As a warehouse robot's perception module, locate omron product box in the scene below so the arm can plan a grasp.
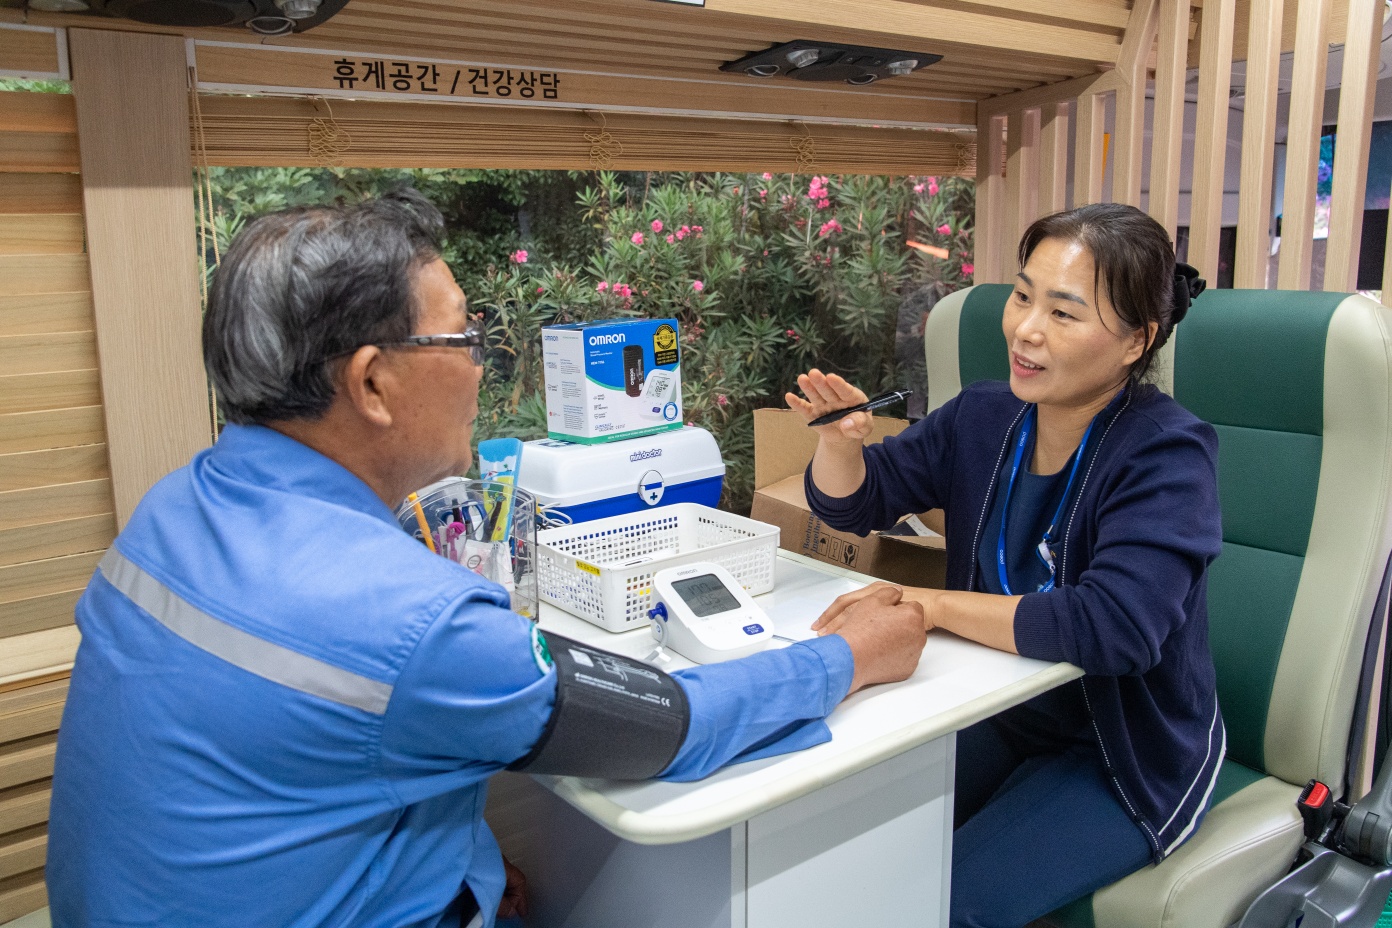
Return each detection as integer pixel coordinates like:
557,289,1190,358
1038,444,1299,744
517,426,724,524
542,317,682,443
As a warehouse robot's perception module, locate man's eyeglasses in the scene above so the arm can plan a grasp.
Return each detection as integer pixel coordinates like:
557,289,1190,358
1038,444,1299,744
327,323,486,366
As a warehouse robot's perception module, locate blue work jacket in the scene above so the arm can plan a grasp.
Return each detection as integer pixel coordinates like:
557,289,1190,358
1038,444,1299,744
47,424,853,927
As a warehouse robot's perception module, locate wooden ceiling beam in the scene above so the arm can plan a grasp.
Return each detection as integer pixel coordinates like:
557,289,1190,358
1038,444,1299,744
702,0,1121,65
193,43,981,127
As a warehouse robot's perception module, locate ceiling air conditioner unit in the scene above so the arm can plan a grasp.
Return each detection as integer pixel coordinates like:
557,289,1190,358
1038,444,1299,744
27,0,350,36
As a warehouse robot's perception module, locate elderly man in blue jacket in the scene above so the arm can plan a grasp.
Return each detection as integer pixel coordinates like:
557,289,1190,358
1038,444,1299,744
45,189,927,928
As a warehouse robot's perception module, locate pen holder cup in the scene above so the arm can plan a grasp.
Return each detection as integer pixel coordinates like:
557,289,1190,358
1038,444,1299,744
396,477,539,621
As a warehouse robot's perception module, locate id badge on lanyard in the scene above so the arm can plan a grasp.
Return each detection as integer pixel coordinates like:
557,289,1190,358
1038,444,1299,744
997,406,1098,596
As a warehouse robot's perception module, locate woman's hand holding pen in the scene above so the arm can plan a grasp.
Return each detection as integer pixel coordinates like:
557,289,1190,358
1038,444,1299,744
785,369,874,446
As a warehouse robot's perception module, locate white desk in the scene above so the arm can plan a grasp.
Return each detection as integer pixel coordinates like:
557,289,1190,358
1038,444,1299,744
485,552,1081,928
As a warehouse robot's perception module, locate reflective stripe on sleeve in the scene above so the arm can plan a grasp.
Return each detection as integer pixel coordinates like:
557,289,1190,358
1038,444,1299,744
98,548,394,715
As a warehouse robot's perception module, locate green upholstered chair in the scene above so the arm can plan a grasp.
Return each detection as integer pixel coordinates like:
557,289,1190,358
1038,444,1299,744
923,285,1392,928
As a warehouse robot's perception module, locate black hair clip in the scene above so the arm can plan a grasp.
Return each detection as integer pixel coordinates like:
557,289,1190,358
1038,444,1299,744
1172,262,1206,324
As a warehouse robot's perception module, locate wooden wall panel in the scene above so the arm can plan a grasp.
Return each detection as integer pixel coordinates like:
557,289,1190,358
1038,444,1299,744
1188,0,1236,281
1276,0,1332,289
0,254,89,296
0,826,45,882
0,734,56,791
0,26,62,77
0,173,82,214
0,406,105,456
0,83,114,921
0,212,83,255
1235,0,1285,289
0,445,109,493
0,292,94,337
0,370,102,417
0,331,97,376
70,29,211,527
0,479,114,533
0,868,46,925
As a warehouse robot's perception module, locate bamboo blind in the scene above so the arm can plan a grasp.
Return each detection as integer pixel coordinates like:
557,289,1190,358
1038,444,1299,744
0,86,113,923
193,94,977,177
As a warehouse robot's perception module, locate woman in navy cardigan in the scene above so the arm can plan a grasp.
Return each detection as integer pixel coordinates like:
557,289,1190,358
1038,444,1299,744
793,204,1224,928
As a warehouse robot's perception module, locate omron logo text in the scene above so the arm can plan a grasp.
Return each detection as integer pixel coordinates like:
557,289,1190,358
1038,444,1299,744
543,334,559,342
589,334,626,346
629,448,662,462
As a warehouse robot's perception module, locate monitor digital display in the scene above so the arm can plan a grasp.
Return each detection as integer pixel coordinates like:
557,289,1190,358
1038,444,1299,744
671,574,742,618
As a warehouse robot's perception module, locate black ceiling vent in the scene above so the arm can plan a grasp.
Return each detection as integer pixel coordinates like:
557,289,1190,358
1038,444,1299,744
721,40,941,86
52,0,349,35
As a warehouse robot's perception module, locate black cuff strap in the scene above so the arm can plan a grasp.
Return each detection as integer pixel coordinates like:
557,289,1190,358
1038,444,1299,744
508,632,690,780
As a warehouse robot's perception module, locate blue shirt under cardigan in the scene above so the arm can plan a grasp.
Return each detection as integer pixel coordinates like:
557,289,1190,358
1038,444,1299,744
807,380,1226,862
48,423,854,928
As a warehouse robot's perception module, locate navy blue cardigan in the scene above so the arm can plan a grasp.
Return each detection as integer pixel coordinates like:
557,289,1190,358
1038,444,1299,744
807,380,1225,861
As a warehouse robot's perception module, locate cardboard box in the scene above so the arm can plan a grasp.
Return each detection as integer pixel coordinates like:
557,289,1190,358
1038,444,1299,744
542,318,683,443
750,408,947,588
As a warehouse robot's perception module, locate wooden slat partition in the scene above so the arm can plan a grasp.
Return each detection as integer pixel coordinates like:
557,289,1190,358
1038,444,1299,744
1038,102,1069,216
70,29,211,527
1235,0,1285,288
0,83,113,923
1276,0,1333,289
1073,91,1108,208
1004,108,1040,260
1109,0,1159,207
975,112,1007,283
1148,0,1191,238
1188,0,1237,280
1324,0,1383,292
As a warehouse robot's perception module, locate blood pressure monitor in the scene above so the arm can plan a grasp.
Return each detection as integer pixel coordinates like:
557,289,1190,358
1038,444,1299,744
648,562,773,664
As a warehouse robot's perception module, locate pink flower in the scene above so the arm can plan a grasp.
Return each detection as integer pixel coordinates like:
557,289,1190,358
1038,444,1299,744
666,234,675,244
733,186,740,194
536,286,544,294
816,198,831,210
762,172,772,180
961,263,975,276
651,219,663,233
818,219,843,237
716,394,728,407
913,183,925,193
596,281,609,292
936,223,952,235
758,189,767,199
676,226,688,240
509,249,528,264
762,249,769,256
692,280,705,292
693,225,703,234
927,178,940,196
630,232,644,245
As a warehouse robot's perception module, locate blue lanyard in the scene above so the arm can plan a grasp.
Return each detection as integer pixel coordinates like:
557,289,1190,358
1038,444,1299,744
996,406,1098,595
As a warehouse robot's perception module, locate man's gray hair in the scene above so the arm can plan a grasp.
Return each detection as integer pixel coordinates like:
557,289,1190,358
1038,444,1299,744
203,188,446,424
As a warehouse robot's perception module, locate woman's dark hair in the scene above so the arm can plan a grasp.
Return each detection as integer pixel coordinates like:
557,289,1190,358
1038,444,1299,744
1017,203,1199,382
203,187,446,425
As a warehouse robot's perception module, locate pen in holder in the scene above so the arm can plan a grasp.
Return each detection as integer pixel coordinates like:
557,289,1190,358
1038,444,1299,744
396,477,539,621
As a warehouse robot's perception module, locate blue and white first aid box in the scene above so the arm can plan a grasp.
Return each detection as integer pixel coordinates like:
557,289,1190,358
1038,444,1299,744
518,426,724,525
542,317,682,444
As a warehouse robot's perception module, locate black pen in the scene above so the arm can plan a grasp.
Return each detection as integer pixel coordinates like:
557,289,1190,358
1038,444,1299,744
807,389,914,427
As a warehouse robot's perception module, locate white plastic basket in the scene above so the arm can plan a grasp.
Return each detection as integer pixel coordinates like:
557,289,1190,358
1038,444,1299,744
537,503,780,632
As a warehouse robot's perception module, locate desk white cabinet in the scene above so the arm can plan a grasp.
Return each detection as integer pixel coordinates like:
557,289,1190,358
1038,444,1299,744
486,554,1079,928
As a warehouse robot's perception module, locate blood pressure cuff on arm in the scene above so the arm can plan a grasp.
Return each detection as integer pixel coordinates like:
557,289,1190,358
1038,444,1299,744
507,632,690,780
